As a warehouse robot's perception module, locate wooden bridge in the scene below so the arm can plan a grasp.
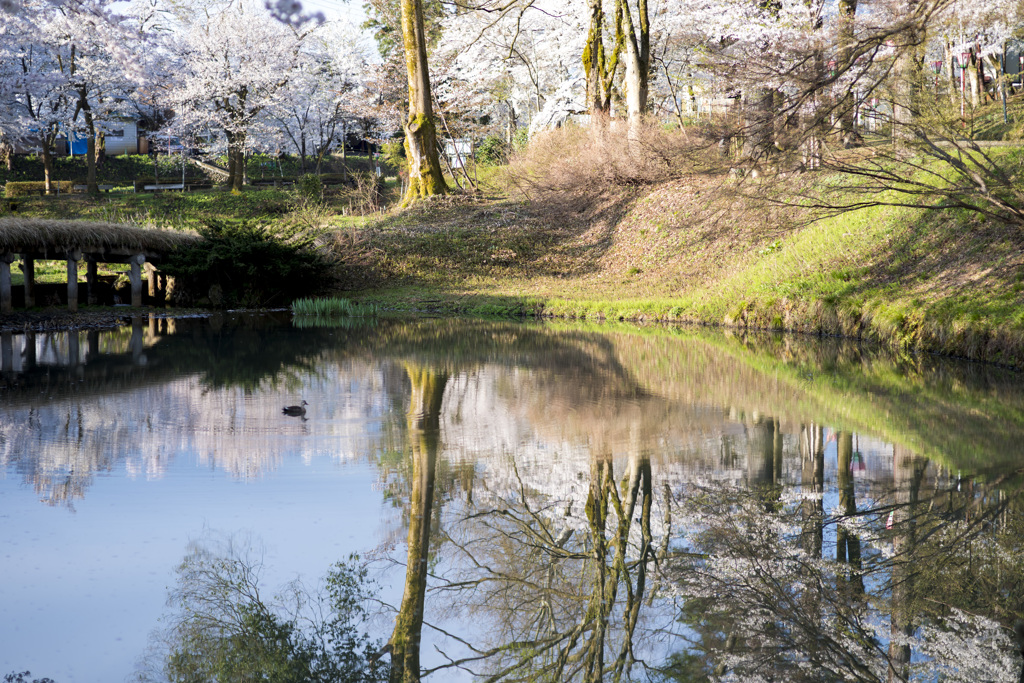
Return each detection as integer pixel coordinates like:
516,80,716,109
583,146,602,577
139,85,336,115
0,218,199,313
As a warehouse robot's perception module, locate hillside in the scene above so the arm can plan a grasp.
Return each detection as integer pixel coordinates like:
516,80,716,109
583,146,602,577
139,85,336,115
337,172,1024,368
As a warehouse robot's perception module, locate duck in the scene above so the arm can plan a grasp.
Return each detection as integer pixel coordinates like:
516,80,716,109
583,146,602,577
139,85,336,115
282,400,308,416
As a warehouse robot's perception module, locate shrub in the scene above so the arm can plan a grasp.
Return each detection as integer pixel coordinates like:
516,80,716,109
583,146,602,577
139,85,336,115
476,135,510,166
0,154,199,185
379,139,406,174
160,219,332,307
511,127,528,151
294,174,324,204
5,180,76,197
505,116,723,197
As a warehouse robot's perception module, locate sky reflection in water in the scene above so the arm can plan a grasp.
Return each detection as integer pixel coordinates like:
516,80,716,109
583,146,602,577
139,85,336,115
1,315,1022,682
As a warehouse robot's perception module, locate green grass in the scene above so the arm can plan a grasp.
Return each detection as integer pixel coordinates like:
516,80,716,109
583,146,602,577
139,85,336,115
291,297,378,318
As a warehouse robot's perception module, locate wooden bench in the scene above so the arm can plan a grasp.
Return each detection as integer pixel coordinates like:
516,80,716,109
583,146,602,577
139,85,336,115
251,179,294,188
141,183,185,192
72,184,115,193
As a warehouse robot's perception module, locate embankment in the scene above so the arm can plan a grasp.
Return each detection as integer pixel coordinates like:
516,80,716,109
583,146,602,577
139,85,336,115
339,177,1024,368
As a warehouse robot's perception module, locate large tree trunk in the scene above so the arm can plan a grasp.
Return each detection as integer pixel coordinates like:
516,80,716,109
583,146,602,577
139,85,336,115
226,136,237,190
399,0,446,206
836,432,864,593
620,0,650,134
837,0,860,146
743,87,777,160
78,94,99,195
944,41,960,107
583,0,619,117
225,131,246,192
891,12,925,152
41,131,55,194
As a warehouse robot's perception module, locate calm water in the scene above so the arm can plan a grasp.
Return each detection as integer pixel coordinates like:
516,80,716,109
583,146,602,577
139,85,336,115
1,315,1023,682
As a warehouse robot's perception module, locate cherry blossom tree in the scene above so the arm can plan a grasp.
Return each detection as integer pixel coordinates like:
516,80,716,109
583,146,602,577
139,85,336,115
0,0,135,193
436,0,588,139
0,4,72,188
163,0,311,191
271,23,370,173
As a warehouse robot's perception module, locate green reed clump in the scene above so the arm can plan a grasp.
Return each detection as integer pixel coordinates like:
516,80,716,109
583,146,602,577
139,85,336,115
291,297,378,318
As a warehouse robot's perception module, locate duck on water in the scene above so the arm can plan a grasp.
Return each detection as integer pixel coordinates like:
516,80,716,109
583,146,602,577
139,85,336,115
282,400,308,416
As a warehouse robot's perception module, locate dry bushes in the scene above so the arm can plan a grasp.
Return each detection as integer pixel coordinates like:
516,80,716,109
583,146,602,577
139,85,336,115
505,117,725,198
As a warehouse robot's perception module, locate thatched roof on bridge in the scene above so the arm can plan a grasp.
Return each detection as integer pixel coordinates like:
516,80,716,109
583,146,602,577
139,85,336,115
0,218,199,256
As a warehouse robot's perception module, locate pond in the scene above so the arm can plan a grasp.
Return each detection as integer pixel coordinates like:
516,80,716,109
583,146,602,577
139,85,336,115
1,314,1023,682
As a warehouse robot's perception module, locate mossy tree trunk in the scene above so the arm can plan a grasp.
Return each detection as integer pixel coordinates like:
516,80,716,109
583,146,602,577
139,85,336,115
582,0,621,118
399,0,447,206
388,364,448,683
742,87,777,161
620,0,650,135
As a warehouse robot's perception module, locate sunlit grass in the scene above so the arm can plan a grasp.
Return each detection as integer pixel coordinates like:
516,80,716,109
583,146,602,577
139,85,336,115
290,296,378,318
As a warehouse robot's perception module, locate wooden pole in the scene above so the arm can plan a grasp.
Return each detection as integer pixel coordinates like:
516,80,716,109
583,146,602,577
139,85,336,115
130,254,145,308
86,259,98,305
145,263,157,298
0,253,14,314
67,249,82,312
22,257,35,308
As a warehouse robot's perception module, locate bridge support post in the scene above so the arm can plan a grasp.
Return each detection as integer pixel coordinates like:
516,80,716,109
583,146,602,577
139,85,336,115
130,254,146,307
67,249,82,313
22,257,35,308
145,263,157,299
0,252,14,314
86,258,98,305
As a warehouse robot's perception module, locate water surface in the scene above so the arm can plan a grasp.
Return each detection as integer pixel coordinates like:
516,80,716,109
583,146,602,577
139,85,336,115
1,315,1022,681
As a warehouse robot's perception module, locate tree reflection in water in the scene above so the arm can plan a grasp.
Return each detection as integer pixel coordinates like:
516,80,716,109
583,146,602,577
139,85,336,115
385,364,448,683
390,440,1024,682
136,534,386,683
14,319,1019,682
358,325,1024,682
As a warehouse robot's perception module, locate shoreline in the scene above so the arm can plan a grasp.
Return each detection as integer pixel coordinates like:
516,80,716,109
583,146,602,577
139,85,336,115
3,298,1021,372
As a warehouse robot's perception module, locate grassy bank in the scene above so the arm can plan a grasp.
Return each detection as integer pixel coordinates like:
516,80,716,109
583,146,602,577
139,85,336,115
334,172,1024,367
